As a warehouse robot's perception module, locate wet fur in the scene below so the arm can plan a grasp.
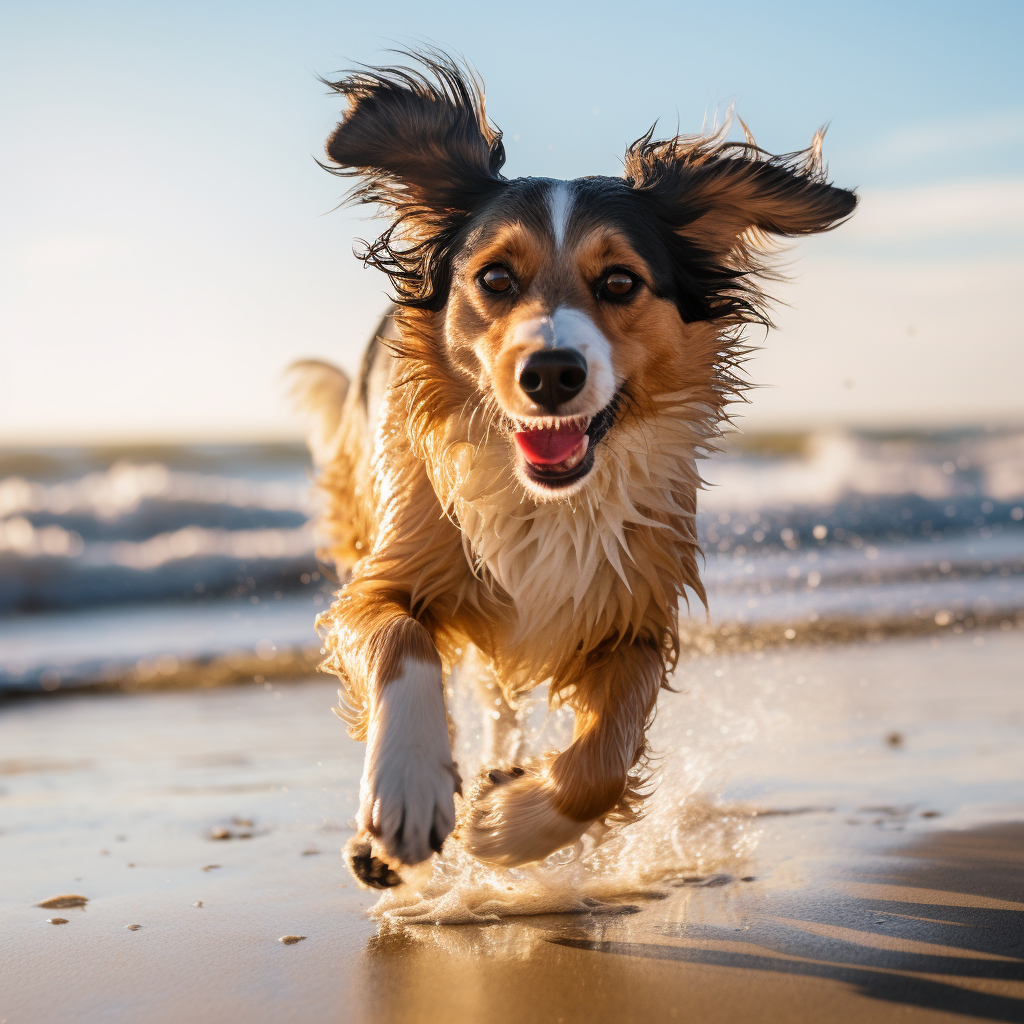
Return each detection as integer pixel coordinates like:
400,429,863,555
298,51,856,887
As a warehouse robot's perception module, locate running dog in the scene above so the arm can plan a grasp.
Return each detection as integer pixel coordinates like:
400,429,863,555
290,52,856,888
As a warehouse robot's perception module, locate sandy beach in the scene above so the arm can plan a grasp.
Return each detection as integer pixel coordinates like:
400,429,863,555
3,627,1022,1023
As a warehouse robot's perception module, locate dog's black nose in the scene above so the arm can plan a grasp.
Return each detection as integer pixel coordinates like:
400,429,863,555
517,349,588,411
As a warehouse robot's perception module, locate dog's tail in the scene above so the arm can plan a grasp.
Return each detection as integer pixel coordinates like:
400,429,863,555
285,359,351,467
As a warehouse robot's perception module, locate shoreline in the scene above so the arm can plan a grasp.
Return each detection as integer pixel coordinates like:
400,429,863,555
3,611,1022,697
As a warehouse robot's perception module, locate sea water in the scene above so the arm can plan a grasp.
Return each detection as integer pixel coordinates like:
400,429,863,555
1,427,1022,691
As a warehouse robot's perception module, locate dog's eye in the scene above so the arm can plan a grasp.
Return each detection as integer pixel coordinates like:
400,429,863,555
599,271,637,300
480,266,514,294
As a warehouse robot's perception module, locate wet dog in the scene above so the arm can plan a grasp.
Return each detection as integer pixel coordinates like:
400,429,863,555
290,52,855,887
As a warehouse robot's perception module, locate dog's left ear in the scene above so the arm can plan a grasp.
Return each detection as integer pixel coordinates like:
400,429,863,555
625,126,856,270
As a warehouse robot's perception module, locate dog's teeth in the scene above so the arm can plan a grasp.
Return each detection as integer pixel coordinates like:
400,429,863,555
512,414,592,433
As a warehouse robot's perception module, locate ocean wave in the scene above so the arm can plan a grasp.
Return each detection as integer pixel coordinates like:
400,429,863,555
704,531,1024,593
0,461,313,543
0,429,1022,628
702,429,1024,509
0,460,312,520
80,523,315,570
0,522,318,612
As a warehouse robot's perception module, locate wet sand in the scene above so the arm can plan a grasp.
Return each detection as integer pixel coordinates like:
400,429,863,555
1,629,1023,1023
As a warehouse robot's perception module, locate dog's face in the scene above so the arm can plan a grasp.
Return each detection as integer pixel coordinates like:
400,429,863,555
443,178,696,496
325,57,856,501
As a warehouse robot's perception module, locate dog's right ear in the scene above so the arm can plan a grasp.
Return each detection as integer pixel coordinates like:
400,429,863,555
323,54,505,224
322,53,506,308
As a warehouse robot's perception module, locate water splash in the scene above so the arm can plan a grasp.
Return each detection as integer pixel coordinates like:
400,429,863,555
368,658,766,925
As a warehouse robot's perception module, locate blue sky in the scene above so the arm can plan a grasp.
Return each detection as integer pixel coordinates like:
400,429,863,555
1,1,1022,441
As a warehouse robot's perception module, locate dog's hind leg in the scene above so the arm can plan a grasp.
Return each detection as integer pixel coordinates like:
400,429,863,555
466,647,525,765
461,640,664,867
488,686,526,765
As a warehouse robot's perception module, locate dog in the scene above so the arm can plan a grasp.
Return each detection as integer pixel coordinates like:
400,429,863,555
289,52,855,889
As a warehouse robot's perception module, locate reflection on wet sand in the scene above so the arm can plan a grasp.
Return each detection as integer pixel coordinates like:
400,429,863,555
361,824,1024,1024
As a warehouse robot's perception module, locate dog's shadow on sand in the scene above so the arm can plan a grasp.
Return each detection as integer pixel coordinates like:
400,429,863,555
360,823,1024,1024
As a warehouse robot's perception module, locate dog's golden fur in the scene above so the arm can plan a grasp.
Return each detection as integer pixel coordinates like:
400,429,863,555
294,52,856,886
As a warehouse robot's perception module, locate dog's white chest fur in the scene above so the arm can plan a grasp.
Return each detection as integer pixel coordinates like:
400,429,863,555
433,393,706,684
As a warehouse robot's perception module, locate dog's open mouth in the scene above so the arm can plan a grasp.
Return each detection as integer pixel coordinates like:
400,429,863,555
512,397,620,489
515,416,590,480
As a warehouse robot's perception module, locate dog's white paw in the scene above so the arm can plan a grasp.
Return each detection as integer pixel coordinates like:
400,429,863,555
460,762,590,867
358,659,460,867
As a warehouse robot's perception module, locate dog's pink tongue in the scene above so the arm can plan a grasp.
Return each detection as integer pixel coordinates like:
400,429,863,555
514,425,586,465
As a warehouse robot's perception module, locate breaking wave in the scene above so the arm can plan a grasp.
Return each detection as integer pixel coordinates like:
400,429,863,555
1,428,1023,691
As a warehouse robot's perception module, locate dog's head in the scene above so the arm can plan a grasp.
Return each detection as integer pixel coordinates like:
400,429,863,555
324,54,856,501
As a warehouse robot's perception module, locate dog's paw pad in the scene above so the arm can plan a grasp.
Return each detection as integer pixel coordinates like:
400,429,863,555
348,839,402,889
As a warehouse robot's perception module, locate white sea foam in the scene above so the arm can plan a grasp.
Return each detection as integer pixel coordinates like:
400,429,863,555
0,517,314,566
0,461,312,521
701,429,1024,510
83,524,314,570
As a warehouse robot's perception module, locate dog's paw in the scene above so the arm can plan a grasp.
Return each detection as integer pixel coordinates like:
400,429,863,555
459,761,590,868
344,834,403,890
359,660,461,867
362,754,460,866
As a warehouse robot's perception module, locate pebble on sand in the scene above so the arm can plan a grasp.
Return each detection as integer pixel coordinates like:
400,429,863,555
210,823,254,840
36,895,88,909
278,935,306,945
47,918,69,925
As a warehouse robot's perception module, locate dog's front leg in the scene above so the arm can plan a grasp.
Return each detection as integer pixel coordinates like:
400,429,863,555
327,586,460,888
462,640,664,867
